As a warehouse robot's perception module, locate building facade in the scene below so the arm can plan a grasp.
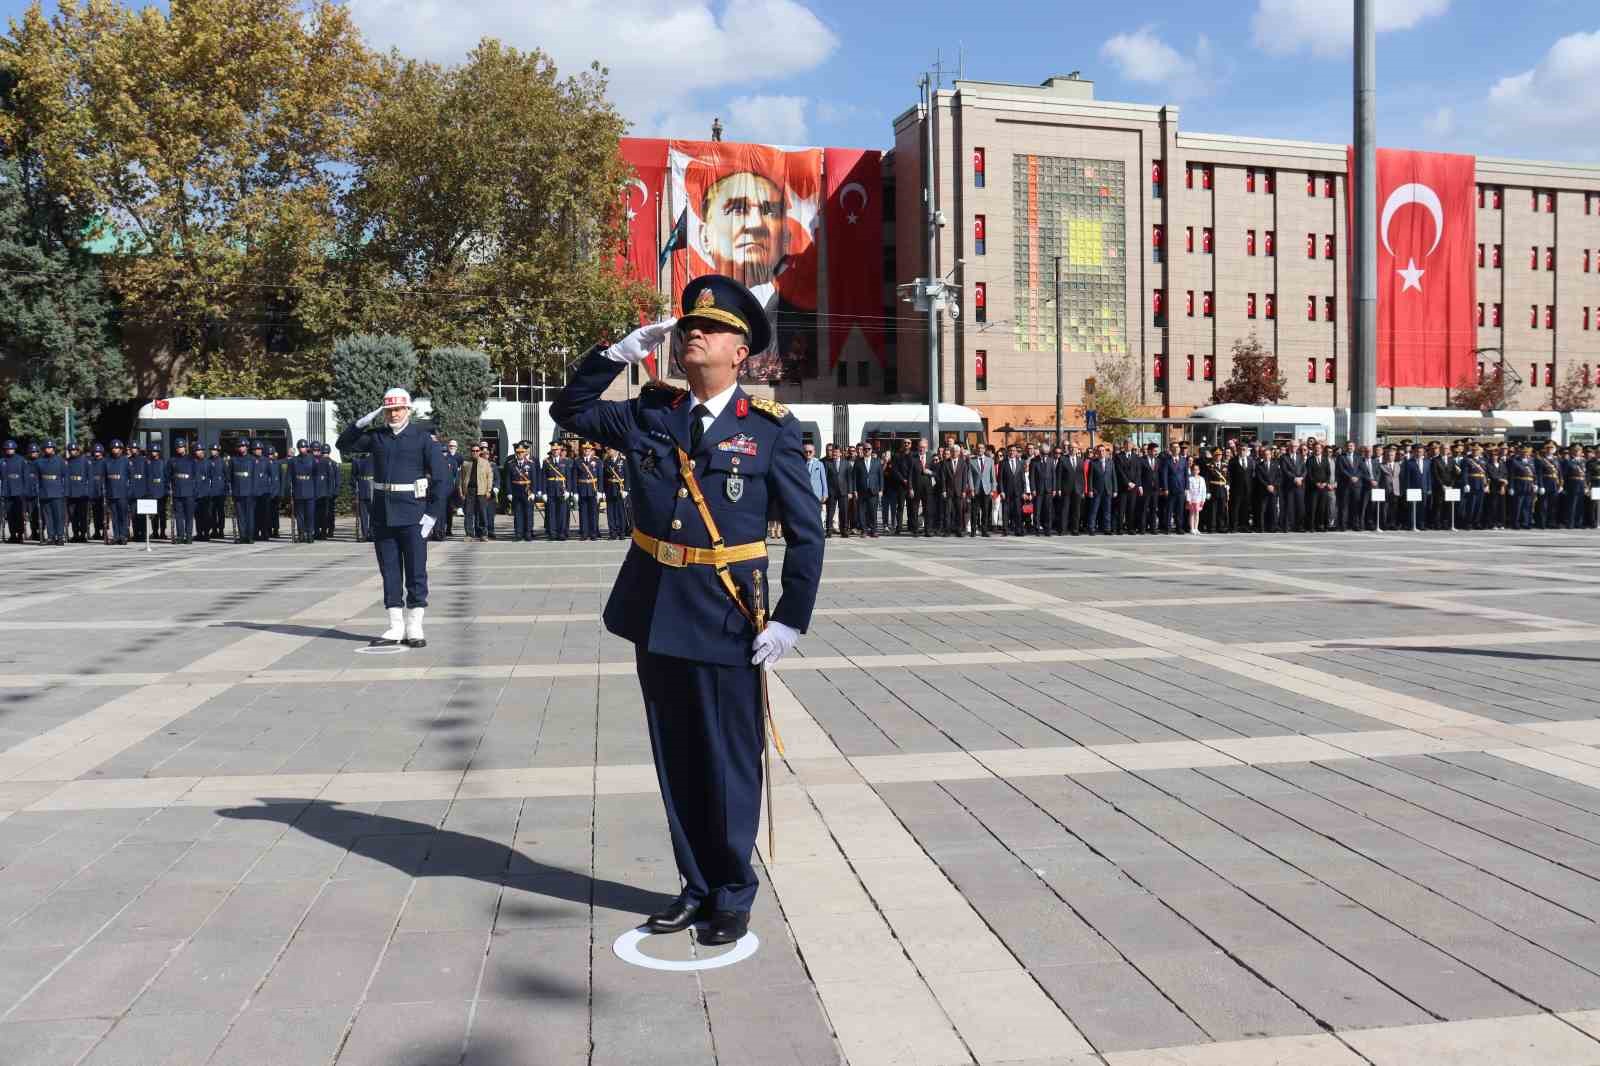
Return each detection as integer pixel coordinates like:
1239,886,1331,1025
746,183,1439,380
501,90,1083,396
893,74,1600,437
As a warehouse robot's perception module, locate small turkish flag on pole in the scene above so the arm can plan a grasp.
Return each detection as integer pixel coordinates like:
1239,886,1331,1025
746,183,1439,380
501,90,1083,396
1349,147,1476,389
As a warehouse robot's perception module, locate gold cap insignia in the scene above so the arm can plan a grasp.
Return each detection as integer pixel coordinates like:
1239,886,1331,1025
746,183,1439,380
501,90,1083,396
695,289,717,310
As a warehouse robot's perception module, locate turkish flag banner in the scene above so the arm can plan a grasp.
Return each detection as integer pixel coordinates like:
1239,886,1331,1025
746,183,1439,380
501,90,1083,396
617,138,668,375
824,147,883,368
1347,147,1476,388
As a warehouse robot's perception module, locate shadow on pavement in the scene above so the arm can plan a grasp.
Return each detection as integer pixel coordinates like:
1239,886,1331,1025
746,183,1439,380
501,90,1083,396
216,621,373,642
1321,642,1598,663
214,798,673,916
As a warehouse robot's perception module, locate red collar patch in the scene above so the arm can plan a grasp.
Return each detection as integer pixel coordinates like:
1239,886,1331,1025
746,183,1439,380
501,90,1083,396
735,397,749,418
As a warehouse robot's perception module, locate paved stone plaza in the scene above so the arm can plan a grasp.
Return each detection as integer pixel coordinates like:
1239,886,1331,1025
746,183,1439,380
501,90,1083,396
4,526,1600,1065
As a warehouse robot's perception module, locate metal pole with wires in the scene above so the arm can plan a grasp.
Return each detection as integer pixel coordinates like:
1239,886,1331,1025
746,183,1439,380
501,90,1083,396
1351,0,1378,446
1054,256,1064,446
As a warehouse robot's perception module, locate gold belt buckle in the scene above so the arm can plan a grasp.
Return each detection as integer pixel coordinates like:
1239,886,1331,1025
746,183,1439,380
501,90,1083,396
655,540,687,567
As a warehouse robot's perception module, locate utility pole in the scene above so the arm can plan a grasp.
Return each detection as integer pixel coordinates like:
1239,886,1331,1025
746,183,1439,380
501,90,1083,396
921,72,941,448
1054,256,1063,445
1351,0,1378,446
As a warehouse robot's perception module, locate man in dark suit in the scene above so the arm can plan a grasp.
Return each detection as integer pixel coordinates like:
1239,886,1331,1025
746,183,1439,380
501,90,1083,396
1031,446,1057,535
1141,443,1163,533
1059,444,1084,534
1279,444,1306,533
1307,443,1334,531
1403,444,1433,530
1165,442,1190,533
1086,445,1117,533
1114,441,1140,534
1228,444,1254,532
854,443,883,537
1254,445,1281,532
822,444,849,537
998,445,1027,535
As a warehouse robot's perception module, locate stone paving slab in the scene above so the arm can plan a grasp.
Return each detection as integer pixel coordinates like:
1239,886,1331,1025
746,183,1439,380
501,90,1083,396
5,527,1600,1063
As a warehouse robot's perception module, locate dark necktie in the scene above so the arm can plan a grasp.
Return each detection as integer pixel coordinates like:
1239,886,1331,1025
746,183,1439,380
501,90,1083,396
689,404,709,451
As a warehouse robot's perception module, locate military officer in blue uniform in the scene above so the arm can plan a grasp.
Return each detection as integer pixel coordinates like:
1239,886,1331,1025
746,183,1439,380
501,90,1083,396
228,440,255,543
504,440,537,540
539,442,570,540
144,444,169,540
336,388,451,647
204,445,225,539
551,275,824,946
0,439,24,542
125,443,146,540
314,443,338,538
65,443,92,542
1509,445,1537,530
249,440,275,540
353,451,374,541
574,443,601,540
288,440,317,542
1535,443,1562,530
603,446,630,539
275,446,291,538
88,442,106,540
24,442,43,541
33,440,67,545
1562,445,1588,530
102,439,132,544
168,439,199,543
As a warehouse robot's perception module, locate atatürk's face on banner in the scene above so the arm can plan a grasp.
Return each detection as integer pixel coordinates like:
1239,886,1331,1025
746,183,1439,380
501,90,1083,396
700,172,784,284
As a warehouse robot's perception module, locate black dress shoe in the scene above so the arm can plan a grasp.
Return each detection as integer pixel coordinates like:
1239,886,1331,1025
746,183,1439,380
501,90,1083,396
645,895,705,934
369,636,403,647
402,637,426,648
698,909,749,945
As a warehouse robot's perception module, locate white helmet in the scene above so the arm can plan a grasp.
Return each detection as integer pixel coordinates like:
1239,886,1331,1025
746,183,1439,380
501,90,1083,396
382,387,412,409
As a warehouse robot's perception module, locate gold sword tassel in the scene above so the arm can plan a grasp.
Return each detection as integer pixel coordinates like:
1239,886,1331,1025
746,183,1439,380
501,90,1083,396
753,570,783,862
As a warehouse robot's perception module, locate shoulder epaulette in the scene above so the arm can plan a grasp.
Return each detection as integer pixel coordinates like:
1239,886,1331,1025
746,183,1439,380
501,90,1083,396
749,396,789,421
642,380,689,406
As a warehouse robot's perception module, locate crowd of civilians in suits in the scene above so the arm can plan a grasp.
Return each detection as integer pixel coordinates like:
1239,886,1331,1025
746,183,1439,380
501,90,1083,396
807,437,1600,537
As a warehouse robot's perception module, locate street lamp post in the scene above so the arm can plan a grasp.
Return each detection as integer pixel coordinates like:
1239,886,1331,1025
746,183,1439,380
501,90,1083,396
1054,256,1063,446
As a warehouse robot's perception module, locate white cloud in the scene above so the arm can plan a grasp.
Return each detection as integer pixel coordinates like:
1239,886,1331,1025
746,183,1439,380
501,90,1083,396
1423,105,1455,137
1101,26,1224,98
346,0,838,135
724,94,809,144
1251,0,1450,57
1484,30,1600,156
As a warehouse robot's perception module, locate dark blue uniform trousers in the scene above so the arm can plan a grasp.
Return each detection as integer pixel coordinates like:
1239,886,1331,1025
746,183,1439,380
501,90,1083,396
373,522,428,609
636,649,764,913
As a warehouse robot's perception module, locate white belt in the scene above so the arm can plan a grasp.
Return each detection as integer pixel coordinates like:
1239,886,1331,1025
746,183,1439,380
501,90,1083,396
378,482,424,492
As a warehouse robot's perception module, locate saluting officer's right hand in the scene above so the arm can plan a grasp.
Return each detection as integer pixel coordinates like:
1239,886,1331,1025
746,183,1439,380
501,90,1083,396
603,319,678,365
355,407,384,429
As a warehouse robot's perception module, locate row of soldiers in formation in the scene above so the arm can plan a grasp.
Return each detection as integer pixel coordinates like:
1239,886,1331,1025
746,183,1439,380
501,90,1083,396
0,437,358,545
440,438,631,542
812,437,1600,536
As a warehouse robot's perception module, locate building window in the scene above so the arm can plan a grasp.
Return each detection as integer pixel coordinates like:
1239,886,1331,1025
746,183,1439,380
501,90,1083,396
974,215,986,256
1307,295,1317,321
1492,187,1502,209
1151,223,1163,262
1531,304,1539,328
1186,290,1195,317
1153,354,1166,387
1531,246,1540,270
1532,189,1540,212
975,349,987,391
1185,162,1194,189
973,282,986,323
1264,230,1275,257
1151,160,1162,198
1246,167,1256,193
1247,292,1257,319
1264,294,1276,320
1201,165,1213,190
1202,227,1213,253
1546,304,1555,329
1202,354,1215,381
1546,246,1555,271
973,147,986,188
1588,194,1595,216
1477,362,1486,383
1324,296,1335,321
1203,291,1214,317
1185,353,1196,380
1324,234,1335,260
1478,302,1486,327
1153,289,1166,325
1531,362,1539,384
1186,226,1195,253
1306,233,1316,259
1586,307,1592,331
1546,192,1556,213
1492,302,1502,326
1306,358,1317,383
1584,364,1592,387
1492,244,1502,268
1323,175,1335,198
1477,185,1485,209
1246,229,1257,256
1586,250,1593,273
1477,243,1485,268
1545,362,1555,385
1307,173,1317,197
1324,358,1336,383
1263,169,1276,194
857,360,870,387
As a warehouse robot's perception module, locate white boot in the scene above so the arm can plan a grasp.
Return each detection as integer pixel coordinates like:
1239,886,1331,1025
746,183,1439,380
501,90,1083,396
403,607,426,647
373,607,404,646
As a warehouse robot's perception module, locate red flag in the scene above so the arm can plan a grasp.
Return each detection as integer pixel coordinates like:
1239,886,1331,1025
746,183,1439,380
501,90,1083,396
823,148,883,367
617,138,667,288
1347,147,1476,388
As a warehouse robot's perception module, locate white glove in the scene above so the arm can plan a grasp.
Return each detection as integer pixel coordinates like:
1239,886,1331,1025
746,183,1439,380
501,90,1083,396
356,407,383,429
621,490,628,499
602,318,677,365
536,492,545,501
419,514,436,538
751,620,799,669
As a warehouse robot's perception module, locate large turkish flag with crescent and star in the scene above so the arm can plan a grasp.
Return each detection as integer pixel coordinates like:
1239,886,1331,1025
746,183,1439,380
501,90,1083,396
1348,147,1476,389
823,147,883,368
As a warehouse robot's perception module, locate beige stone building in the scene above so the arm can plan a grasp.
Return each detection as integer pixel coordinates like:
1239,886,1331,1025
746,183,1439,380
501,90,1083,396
892,73,1600,436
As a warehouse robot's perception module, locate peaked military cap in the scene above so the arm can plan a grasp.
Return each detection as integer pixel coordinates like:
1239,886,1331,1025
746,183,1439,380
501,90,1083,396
92,443,104,454
2,439,14,449
110,438,124,448
43,439,56,449
679,274,771,355
296,439,307,449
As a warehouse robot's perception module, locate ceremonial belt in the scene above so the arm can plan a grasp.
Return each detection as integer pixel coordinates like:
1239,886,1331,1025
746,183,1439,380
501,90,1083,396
1515,475,1534,480
106,474,122,479
632,528,767,569
69,476,85,481
378,482,423,493
174,473,190,479
40,474,58,480
656,445,764,625
512,478,531,486
544,469,565,481
296,475,312,480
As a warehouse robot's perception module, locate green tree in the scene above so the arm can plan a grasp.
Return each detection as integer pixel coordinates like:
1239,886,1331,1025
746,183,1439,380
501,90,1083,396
1212,334,1287,405
1553,362,1594,414
339,39,656,378
0,156,126,441
328,334,419,431
1448,364,1521,412
1,0,375,375
1088,350,1140,443
425,346,495,445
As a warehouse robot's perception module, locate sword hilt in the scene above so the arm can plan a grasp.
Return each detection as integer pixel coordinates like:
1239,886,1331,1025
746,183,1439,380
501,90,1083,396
752,569,767,631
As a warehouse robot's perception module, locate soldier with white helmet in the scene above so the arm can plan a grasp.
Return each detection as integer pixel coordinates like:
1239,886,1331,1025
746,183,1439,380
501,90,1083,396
335,387,451,647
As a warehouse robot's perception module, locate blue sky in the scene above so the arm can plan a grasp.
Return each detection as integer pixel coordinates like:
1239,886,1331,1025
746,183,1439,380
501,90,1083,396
6,1,1597,160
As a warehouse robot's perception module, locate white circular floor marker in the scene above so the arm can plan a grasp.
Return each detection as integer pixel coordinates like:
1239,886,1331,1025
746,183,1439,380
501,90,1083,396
611,925,759,971
353,644,408,655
